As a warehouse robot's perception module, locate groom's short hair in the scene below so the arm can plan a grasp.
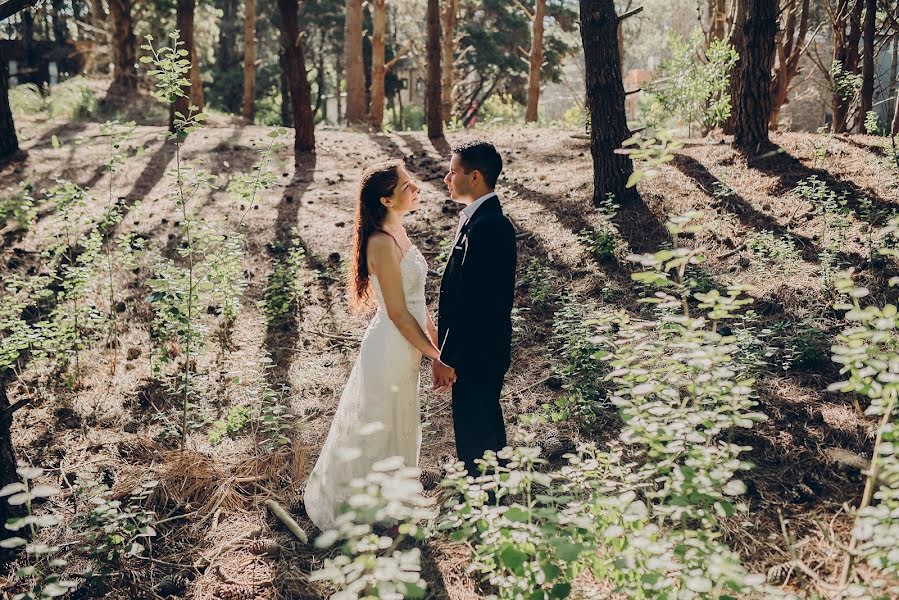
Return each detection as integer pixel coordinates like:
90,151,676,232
452,140,502,188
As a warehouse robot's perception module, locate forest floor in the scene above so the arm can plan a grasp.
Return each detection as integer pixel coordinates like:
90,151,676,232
2,96,899,599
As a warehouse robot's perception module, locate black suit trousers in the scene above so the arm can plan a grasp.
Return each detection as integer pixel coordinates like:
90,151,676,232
451,368,507,477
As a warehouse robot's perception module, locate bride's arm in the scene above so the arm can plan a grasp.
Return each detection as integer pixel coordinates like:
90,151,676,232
425,311,438,345
368,235,441,360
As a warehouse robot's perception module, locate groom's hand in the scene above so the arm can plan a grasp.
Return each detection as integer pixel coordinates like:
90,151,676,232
432,359,456,392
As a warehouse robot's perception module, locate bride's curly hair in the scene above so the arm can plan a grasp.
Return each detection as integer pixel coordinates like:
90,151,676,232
348,159,404,310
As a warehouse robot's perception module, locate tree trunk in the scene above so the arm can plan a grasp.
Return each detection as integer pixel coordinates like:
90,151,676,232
426,0,442,138
335,48,344,123
108,0,137,91
708,0,728,42
190,46,204,111
278,0,315,153
0,46,19,163
859,0,875,131
831,0,862,133
370,0,386,131
769,0,809,130
345,0,366,124
440,0,456,123
892,87,899,136
170,0,196,131
242,0,257,120
579,0,636,204
525,0,546,123
280,51,292,127
731,0,777,149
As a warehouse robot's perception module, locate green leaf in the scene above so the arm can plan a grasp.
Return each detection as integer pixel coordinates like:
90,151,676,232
549,582,572,599
550,540,583,562
504,507,530,522
0,536,27,548
626,171,643,188
51,135,61,149
498,544,529,576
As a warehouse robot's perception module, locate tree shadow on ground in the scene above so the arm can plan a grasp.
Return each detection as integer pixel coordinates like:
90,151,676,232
262,152,327,387
742,144,897,222
670,152,855,264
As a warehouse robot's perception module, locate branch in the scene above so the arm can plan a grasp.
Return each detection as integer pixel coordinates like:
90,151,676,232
265,499,308,544
617,6,644,21
512,0,534,20
384,41,412,71
0,396,32,419
625,88,641,96
0,0,39,20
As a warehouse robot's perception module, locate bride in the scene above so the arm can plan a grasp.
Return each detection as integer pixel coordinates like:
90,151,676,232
304,160,451,531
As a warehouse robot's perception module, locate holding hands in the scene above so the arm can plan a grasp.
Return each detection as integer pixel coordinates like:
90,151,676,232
432,359,456,392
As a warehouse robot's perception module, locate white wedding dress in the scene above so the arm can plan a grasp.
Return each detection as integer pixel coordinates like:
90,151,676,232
304,245,428,531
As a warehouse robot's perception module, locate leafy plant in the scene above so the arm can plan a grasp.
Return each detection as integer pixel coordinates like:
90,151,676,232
643,29,739,132
793,176,849,289
746,230,801,272
822,262,899,596
260,229,307,321
0,184,37,232
616,129,683,188
208,405,253,446
864,110,882,136
1,464,77,600
519,258,557,308
74,479,157,575
830,60,863,104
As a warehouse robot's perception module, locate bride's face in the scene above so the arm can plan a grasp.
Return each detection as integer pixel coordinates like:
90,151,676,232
383,167,421,214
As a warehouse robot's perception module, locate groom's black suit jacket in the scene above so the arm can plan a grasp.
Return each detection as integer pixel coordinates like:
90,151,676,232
438,194,517,375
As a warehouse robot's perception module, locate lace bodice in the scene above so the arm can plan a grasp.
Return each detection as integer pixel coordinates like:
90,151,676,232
370,246,428,311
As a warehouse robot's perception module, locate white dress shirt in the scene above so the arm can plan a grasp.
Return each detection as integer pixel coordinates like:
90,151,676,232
454,191,497,241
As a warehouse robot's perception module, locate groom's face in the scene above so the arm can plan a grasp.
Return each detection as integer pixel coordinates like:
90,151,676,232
444,154,474,203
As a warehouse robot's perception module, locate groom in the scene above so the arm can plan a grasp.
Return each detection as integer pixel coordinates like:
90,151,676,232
433,140,517,476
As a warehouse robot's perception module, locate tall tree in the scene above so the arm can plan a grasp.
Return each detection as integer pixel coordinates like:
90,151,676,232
707,0,729,42
827,0,863,132
579,0,636,204
0,45,18,161
370,0,387,129
108,0,137,90
440,0,457,123
242,0,257,120
171,0,197,130
859,0,876,131
426,0,442,138
524,0,546,123
345,0,366,124
769,0,812,129
731,0,777,149
278,0,315,152
190,46,204,110
369,0,408,131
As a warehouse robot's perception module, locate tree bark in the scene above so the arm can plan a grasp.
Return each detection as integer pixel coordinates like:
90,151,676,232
831,0,863,133
525,0,546,123
345,0,366,124
108,0,137,91
370,0,386,130
731,0,777,149
708,0,728,42
859,0,875,131
190,45,204,111
440,0,456,123
426,0,442,138
170,0,196,131
579,0,636,204
0,45,19,163
242,0,257,120
278,0,315,153
769,0,809,129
